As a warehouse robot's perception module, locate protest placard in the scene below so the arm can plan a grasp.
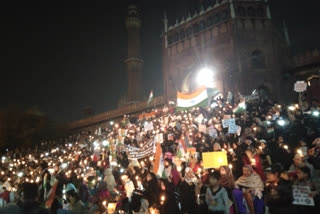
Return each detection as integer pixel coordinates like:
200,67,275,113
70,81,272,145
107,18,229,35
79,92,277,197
292,185,315,206
228,124,241,136
125,140,154,160
144,121,154,132
207,126,218,138
202,152,228,169
222,118,235,128
155,133,164,144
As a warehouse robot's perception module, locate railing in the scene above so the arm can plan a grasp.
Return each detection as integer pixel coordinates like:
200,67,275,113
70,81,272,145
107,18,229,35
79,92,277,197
68,96,165,130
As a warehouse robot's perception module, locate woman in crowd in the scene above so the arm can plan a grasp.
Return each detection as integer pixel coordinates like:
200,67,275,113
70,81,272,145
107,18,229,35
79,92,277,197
163,158,180,187
206,171,229,214
219,166,235,214
143,172,159,209
242,137,265,181
179,167,199,214
159,178,181,214
234,165,264,214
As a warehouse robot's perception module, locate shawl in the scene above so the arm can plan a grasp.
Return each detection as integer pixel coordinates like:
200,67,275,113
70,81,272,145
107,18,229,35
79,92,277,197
235,166,264,199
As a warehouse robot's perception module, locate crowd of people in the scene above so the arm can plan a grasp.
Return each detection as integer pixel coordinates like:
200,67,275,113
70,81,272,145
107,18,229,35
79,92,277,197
0,93,320,214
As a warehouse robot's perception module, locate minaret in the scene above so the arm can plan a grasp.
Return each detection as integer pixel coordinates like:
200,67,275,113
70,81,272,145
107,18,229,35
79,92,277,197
125,5,143,102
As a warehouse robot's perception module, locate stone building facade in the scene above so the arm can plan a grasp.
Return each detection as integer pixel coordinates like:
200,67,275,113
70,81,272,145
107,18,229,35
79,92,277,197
161,0,291,102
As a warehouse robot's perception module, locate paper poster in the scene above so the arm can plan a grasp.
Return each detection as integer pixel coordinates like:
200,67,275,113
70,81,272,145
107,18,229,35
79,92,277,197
155,133,164,144
292,185,315,206
222,118,235,128
207,126,218,138
198,124,207,134
195,114,204,123
144,121,154,132
202,152,228,169
228,124,241,136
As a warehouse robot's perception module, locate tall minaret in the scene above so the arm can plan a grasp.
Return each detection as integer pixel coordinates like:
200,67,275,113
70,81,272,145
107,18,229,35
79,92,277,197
125,5,143,102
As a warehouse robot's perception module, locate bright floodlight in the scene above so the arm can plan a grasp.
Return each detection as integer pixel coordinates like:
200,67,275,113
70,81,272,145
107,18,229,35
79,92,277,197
277,119,286,126
196,67,214,87
312,110,320,117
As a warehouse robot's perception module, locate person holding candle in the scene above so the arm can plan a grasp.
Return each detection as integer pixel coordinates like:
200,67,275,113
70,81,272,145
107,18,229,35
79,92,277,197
242,137,265,181
0,182,49,214
143,172,159,209
158,178,181,214
264,164,298,214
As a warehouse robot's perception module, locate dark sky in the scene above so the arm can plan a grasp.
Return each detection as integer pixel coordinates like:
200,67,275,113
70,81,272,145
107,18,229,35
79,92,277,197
1,0,320,122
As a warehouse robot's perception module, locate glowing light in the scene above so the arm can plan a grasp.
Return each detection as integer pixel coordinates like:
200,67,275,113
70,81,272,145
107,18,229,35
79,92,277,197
196,67,214,87
288,106,295,111
297,149,302,156
283,145,288,150
61,163,68,169
312,111,320,117
251,159,256,165
102,140,109,146
277,119,286,126
17,172,23,177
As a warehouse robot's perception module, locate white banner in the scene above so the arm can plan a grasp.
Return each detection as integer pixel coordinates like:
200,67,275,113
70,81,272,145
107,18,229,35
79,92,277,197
125,140,154,160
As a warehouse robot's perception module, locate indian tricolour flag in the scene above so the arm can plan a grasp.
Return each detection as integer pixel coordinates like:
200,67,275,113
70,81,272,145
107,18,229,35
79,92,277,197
176,86,209,111
233,101,246,114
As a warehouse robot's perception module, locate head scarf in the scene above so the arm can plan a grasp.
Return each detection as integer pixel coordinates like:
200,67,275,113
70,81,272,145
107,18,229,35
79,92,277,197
235,165,264,199
219,166,235,189
184,167,198,184
213,143,222,151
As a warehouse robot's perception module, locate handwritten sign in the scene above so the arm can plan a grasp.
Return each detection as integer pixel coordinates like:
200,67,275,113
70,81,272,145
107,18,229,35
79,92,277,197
294,81,307,93
292,185,315,206
155,133,164,144
222,118,235,128
202,152,228,169
228,124,241,136
125,140,154,160
207,126,218,138
144,121,154,132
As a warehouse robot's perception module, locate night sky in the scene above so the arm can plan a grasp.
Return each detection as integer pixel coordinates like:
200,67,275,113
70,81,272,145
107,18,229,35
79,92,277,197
1,0,320,122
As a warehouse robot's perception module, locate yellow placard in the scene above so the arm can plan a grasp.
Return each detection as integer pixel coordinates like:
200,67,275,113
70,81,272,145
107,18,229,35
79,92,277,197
202,152,228,169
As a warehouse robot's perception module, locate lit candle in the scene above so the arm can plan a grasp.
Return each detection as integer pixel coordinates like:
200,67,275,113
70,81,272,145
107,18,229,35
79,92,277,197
251,159,256,166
